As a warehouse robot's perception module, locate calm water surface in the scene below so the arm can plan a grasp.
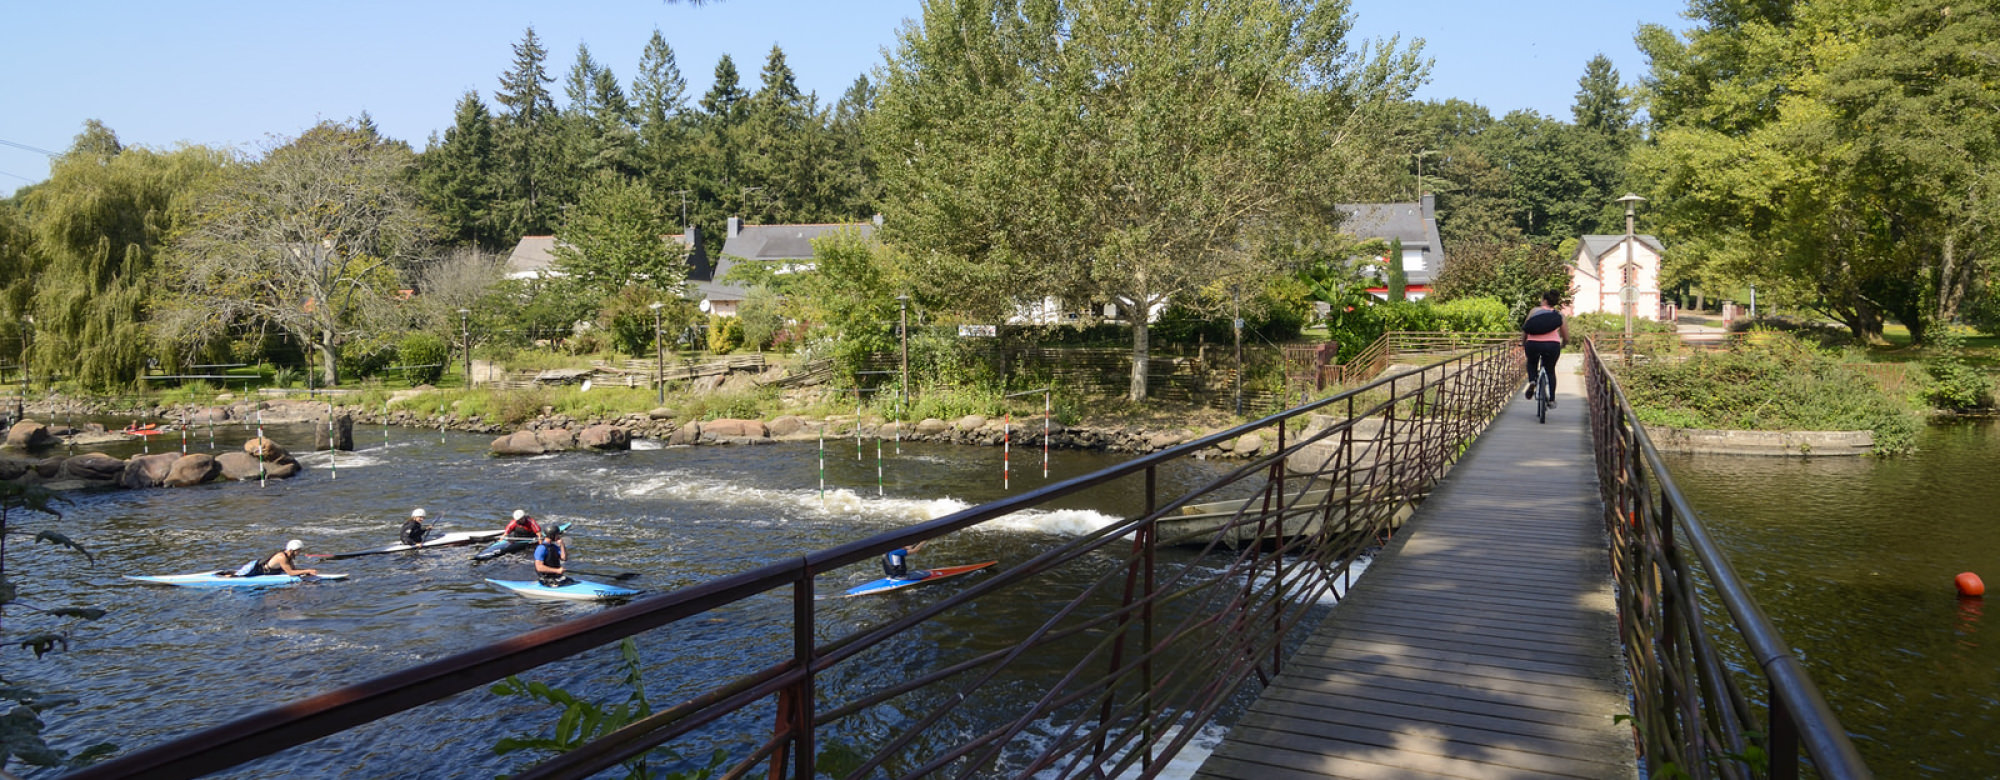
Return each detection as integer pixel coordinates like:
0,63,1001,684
1662,422,2000,778
15,422,1265,778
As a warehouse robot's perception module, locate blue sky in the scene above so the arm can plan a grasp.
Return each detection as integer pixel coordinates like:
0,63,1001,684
1,0,1693,198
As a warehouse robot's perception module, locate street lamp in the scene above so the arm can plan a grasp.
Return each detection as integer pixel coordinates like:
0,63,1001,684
895,295,910,409
458,309,471,387
1232,286,1244,416
1616,193,1647,363
649,302,665,405
16,315,30,422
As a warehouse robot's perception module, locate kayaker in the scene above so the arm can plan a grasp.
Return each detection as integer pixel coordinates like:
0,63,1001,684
882,539,930,581
244,540,318,577
533,524,570,587
400,508,430,546
503,509,541,541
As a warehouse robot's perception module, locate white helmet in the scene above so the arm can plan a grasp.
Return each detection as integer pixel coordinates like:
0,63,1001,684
285,539,304,552
412,508,426,518
512,509,526,521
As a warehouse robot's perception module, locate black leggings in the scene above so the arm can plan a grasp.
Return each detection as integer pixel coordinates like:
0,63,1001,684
1525,341,1562,394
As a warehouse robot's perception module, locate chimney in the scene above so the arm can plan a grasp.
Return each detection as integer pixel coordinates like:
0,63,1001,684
727,215,741,238
685,224,699,247
872,213,884,227
1421,193,1436,219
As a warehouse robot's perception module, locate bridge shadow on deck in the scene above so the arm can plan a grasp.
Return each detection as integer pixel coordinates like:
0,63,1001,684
1196,354,1637,780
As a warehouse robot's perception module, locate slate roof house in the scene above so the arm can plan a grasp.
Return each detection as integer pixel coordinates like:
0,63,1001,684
1569,233,1667,320
707,215,880,317
502,230,707,283
1337,194,1446,300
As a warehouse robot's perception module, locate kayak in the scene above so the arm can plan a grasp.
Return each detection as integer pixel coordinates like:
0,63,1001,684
125,571,349,588
472,536,536,562
839,561,998,598
122,425,164,437
314,530,506,560
485,577,640,602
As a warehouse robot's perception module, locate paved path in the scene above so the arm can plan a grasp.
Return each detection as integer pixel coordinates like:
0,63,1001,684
1195,354,1636,780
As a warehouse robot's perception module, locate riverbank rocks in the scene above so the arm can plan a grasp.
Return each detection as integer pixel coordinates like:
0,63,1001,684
700,419,768,440
767,415,808,437
60,453,127,485
4,420,56,450
955,415,988,431
579,424,630,451
915,418,949,436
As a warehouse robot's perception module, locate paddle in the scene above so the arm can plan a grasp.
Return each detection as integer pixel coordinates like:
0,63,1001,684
567,569,643,581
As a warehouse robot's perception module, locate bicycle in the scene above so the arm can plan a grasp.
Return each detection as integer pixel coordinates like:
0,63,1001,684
1533,362,1554,424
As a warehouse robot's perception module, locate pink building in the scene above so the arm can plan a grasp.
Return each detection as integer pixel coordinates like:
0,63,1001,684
1568,234,1666,320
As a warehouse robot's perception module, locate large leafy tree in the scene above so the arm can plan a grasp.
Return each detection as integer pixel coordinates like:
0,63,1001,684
550,173,687,301
1637,0,2000,344
162,121,437,386
875,0,1425,400
10,122,226,389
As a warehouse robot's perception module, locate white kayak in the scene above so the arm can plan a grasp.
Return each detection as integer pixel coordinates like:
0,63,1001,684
485,577,639,602
315,530,507,560
126,572,350,588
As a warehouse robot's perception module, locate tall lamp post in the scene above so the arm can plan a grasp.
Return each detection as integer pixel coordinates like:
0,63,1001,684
1232,286,1244,416
649,302,665,405
458,309,471,387
895,295,910,409
16,316,30,422
1616,193,1647,363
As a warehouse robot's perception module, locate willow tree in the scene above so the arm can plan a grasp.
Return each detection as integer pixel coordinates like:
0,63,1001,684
10,122,226,389
874,0,1426,400
162,121,435,386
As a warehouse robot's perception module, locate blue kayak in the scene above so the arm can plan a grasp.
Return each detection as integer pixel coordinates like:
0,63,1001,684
485,577,639,601
126,572,350,588
840,561,997,598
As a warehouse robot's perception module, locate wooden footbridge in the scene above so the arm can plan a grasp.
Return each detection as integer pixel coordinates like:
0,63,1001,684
69,335,1868,780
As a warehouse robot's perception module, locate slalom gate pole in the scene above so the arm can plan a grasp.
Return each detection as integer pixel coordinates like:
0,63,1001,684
818,427,826,504
1043,389,1050,479
207,411,214,450
257,412,267,488
1004,411,1011,490
65,400,73,457
439,405,446,444
180,408,187,455
384,402,390,448
876,436,884,497
327,402,336,481
855,398,862,461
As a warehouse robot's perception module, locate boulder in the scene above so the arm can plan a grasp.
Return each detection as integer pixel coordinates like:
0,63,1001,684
767,415,807,437
163,453,222,487
535,428,579,452
61,453,127,484
647,407,677,420
122,453,180,489
244,437,291,463
264,456,302,479
1232,433,1264,458
702,418,768,439
955,415,988,431
314,413,355,451
914,418,949,436
0,457,29,481
667,422,701,446
216,451,265,480
186,406,231,424
34,457,63,478
4,420,56,450
579,424,630,451
491,431,547,456
1147,431,1185,450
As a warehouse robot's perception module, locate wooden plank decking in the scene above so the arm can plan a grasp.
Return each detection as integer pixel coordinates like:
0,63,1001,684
1196,354,1636,780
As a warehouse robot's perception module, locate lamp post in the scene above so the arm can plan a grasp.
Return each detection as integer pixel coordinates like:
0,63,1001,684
458,309,471,387
649,302,665,405
1749,283,1757,319
16,316,29,422
896,295,910,409
1232,286,1243,416
1616,193,1647,363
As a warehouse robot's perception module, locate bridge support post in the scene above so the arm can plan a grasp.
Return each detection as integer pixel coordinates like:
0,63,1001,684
770,569,816,780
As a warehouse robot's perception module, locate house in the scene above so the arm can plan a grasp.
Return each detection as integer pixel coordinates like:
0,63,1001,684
707,215,880,317
502,229,707,284
1337,194,1445,300
1568,234,1666,320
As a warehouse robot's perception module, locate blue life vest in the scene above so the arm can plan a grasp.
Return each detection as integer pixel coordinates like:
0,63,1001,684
535,541,564,569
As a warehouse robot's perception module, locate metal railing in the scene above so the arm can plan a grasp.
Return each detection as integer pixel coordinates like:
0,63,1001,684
69,337,1522,780
1583,338,1872,779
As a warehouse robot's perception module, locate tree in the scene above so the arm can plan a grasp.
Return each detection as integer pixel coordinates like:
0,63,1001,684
631,30,689,127
161,121,436,386
550,173,687,301
874,0,1426,400
13,122,227,389
1385,237,1408,302
493,27,561,238
417,92,502,248
1573,54,1636,140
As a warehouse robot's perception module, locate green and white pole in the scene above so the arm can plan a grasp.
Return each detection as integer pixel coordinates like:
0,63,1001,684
257,413,267,488
876,436,884,497
327,401,336,481
818,426,826,504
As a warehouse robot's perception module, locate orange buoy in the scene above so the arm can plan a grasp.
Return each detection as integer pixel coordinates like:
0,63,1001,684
1956,572,1985,598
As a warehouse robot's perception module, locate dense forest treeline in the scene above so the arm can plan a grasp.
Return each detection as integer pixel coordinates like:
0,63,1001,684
1,0,1994,402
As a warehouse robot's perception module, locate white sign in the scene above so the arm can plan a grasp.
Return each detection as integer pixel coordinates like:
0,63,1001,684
958,324,998,338
1619,285,1640,306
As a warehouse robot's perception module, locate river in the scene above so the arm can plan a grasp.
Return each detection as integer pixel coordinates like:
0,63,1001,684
1662,422,2000,777
14,421,1275,778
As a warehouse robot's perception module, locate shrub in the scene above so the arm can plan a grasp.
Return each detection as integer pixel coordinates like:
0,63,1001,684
398,332,451,385
1922,327,1994,411
1431,297,1512,332
707,315,744,355
1617,332,1922,454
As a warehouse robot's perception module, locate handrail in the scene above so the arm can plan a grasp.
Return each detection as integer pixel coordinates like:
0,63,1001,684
69,337,1525,780
1583,338,1871,779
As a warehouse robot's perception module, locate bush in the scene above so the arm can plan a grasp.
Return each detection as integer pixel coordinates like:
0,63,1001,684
1922,327,1994,411
398,332,451,385
1431,297,1512,332
1617,332,1922,454
707,315,744,355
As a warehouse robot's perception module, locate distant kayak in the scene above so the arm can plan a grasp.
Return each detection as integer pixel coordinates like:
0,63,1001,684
471,536,536,562
839,561,998,598
485,578,639,602
122,424,165,437
315,530,506,560
125,572,349,588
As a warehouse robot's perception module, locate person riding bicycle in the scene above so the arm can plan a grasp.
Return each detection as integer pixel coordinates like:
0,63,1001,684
1522,290,1568,408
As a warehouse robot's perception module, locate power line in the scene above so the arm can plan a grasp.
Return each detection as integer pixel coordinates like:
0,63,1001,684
0,169,36,182
0,139,59,157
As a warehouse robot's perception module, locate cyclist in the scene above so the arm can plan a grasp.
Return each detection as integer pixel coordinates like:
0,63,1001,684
1522,290,1568,408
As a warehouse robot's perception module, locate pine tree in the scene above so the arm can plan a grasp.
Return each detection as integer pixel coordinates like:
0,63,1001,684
1572,54,1633,139
632,30,689,126
496,27,556,125
493,27,560,238
417,91,502,248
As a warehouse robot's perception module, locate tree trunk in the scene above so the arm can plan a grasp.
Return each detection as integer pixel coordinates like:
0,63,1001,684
1129,318,1150,402
317,338,339,388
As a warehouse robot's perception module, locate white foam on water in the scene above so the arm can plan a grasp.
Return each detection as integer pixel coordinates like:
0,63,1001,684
295,450,387,469
604,470,1126,537
631,439,663,451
